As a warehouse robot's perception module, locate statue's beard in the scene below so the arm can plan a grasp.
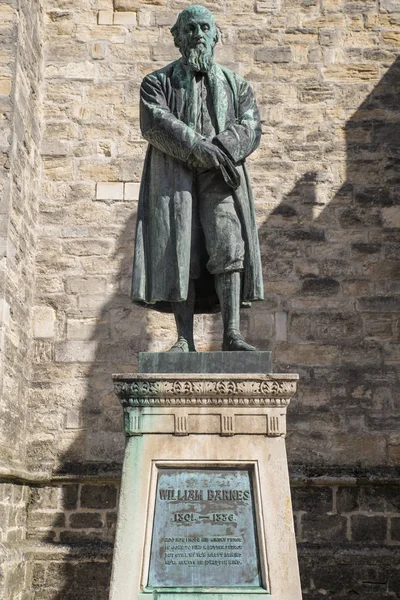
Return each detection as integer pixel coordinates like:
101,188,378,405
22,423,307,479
182,42,214,73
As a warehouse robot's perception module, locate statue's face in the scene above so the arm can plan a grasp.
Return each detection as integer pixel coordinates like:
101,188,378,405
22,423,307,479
176,8,218,72
180,12,216,52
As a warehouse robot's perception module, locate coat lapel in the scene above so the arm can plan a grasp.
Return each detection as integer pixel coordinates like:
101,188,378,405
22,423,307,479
171,60,197,130
206,64,230,134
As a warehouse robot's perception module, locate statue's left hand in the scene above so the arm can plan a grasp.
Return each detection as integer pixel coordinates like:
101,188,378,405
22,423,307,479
187,140,227,170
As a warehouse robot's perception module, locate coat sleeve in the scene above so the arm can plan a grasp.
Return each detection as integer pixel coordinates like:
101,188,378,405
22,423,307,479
140,73,203,163
213,78,262,164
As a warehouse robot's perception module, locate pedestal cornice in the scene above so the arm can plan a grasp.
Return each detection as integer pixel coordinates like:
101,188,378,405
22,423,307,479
113,374,298,437
114,373,298,407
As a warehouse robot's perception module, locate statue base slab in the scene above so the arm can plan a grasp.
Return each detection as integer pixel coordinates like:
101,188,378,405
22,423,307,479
138,351,273,374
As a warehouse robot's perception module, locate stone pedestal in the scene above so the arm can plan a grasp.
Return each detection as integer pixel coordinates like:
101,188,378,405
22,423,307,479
110,358,302,600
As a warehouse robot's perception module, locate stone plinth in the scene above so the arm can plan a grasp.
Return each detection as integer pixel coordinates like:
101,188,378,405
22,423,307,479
110,369,302,600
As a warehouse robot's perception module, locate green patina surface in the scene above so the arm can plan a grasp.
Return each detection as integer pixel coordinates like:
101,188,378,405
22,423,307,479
131,4,263,352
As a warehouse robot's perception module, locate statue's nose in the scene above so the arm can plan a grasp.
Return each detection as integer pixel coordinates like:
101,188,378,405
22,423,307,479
193,25,203,40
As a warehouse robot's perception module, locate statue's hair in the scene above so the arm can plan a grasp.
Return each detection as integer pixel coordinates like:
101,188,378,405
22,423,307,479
170,5,220,48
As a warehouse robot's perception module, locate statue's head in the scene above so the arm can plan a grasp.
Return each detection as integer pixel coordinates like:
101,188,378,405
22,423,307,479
171,5,220,72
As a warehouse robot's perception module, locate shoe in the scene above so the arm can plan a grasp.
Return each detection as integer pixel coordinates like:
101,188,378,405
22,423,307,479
167,338,192,353
222,331,257,352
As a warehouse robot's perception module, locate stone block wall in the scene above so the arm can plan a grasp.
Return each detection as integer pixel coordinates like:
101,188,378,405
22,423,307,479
0,0,44,473
0,0,399,597
293,473,400,598
32,0,400,473
0,0,44,598
27,482,119,544
0,483,30,597
21,476,400,599
30,545,113,600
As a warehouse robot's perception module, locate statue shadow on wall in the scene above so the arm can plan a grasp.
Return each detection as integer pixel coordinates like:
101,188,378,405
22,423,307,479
253,56,400,468
51,56,400,599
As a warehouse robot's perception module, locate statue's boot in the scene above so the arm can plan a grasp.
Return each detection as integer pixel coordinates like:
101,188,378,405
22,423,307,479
215,271,257,352
168,280,196,352
168,337,192,353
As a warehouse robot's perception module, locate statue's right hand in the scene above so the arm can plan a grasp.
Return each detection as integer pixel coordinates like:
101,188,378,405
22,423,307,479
188,141,227,170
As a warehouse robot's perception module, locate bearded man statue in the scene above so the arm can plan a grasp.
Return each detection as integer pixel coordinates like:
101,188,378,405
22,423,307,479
131,4,264,352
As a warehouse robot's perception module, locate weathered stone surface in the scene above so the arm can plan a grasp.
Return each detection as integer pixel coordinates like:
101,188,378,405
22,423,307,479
292,487,332,513
357,296,400,312
70,513,103,528
80,485,118,509
351,515,387,543
115,0,166,8
113,12,137,26
391,517,400,541
255,46,292,63
124,182,140,201
61,485,79,510
302,514,347,543
255,0,281,13
98,10,113,25
96,182,124,200
55,341,97,363
380,0,400,12
33,306,57,339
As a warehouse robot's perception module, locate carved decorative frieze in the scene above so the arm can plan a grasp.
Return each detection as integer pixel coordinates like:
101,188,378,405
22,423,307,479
113,375,298,408
113,374,298,437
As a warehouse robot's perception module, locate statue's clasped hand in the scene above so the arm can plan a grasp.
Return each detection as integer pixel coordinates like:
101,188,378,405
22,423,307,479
187,140,228,170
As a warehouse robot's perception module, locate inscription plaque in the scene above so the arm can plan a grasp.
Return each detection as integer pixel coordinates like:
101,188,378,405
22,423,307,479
148,469,262,588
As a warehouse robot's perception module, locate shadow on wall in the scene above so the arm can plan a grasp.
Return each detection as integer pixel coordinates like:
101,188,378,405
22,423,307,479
29,210,154,599
59,209,152,470
44,57,400,599
252,56,400,466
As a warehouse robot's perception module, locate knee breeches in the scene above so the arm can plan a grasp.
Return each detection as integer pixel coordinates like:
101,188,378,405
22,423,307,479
190,168,245,277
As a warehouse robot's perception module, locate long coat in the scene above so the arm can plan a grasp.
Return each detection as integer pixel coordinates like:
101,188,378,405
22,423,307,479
131,59,264,313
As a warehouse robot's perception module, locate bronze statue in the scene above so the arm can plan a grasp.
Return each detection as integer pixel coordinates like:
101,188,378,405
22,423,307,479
131,4,264,352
